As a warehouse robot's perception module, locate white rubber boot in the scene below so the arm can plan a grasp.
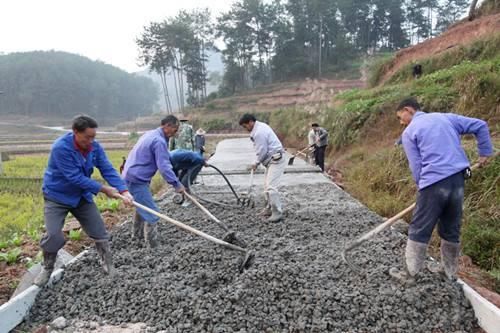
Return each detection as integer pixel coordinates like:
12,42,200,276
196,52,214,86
389,239,428,284
441,239,460,281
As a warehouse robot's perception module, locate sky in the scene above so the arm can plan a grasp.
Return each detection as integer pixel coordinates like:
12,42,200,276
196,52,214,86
0,0,233,73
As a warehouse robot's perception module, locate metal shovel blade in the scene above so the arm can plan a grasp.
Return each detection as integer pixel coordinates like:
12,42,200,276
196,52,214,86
239,251,255,273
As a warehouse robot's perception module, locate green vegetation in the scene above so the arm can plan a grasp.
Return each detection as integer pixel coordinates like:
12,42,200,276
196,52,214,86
0,149,163,245
68,229,82,241
0,248,22,265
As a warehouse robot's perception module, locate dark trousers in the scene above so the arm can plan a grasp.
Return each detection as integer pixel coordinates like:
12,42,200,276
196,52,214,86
409,171,465,244
314,145,327,171
179,164,203,189
41,198,108,254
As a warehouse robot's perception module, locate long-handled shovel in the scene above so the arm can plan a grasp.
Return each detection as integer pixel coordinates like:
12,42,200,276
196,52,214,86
341,157,494,273
288,144,313,165
184,192,248,248
117,194,254,272
341,203,416,272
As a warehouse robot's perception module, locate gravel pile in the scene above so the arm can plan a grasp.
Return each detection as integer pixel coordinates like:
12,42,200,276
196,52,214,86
24,183,478,332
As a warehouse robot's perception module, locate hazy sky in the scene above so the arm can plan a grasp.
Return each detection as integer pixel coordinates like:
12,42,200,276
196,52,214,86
0,0,232,73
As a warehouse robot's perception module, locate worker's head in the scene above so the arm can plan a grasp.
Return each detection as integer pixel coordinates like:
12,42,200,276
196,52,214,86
311,123,319,130
239,113,257,132
396,97,420,126
72,115,98,150
161,115,180,138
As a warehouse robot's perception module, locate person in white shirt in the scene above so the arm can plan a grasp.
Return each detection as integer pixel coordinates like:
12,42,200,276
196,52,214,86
239,114,286,222
307,128,316,165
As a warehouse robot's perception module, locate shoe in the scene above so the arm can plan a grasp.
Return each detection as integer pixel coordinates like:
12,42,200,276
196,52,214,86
389,240,428,285
132,212,144,240
34,251,57,286
406,239,428,276
144,223,158,248
257,207,271,217
95,241,115,275
267,192,283,223
389,267,415,285
441,239,460,281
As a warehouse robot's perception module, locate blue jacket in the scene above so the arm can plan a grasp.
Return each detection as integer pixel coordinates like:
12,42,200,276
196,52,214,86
402,111,493,190
43,133,127,207
170,149,205,172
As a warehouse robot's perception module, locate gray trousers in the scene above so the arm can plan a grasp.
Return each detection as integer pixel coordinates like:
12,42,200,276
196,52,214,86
40,197,109,254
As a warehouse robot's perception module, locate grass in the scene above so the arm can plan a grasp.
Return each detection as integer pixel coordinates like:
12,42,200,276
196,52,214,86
0,148,165,244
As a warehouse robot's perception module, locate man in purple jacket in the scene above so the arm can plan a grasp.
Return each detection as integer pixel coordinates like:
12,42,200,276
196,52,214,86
122,115,185,248
389,98,493,284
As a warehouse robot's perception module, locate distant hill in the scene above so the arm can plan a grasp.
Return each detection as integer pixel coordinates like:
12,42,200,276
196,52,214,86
0,51,159,125
135,50,224,112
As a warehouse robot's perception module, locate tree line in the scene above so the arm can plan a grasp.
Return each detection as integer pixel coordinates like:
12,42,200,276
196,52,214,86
0,51,158,124
138,0,471,106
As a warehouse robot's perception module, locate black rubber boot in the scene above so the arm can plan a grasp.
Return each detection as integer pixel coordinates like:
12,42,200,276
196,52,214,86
133,212,145,241
144,223,158,248
95,241,115,275
34,251,57,286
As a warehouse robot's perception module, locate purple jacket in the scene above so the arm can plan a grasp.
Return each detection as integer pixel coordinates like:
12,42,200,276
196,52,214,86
402,111,493,190
122,128,181,189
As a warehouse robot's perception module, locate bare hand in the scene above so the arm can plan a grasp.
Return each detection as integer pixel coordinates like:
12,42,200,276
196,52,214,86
176,185,186,194
247,164,257,171
119,191,134,207
478,156,489,167
100,185,118,198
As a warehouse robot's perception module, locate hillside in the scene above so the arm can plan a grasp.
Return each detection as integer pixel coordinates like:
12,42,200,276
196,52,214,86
376,12,500,85
0,51,159,125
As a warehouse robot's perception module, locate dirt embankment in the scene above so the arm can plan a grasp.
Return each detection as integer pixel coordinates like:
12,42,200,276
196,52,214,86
379,13,500,84
210,78,365,113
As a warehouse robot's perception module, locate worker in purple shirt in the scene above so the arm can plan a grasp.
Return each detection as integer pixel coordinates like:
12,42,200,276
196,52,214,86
122,115,185,248
389,97,493,284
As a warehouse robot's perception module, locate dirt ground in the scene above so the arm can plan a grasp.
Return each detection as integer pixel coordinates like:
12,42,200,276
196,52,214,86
379,12,500,84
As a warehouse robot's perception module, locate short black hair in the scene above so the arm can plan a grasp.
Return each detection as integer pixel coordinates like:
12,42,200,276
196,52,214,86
161,115,179,126
72,115,98,132
311,123,319,127
397,97,421,111
239,113,256,125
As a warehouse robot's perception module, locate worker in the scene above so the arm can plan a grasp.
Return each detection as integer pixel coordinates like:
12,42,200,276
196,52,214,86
194,128,206,155
170,116,195,151
307,127,316,165
389,97,493,284
239,113,286,223
35,115,133,286
170,149,207,190
122,115,185,248
312,123,329,171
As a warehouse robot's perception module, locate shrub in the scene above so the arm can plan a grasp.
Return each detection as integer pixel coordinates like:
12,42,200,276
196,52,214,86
69,229,82,241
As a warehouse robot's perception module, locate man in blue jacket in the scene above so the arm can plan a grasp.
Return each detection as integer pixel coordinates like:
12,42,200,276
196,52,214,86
170,149,207,190
122,115,185,248
389,98,493,284
35,115,133,286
